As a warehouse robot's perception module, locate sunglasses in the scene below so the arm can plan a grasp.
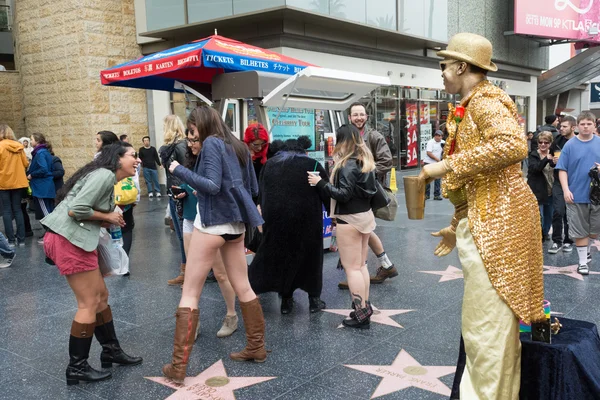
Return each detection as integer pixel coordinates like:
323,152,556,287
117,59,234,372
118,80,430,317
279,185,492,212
250,141,266,148
187,138,201,144
440,60,459,72
127,151,138,158
538,141,550,145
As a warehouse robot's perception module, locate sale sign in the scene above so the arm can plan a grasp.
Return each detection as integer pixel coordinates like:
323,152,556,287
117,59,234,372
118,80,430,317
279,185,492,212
406,103,419,167
514,0,600,42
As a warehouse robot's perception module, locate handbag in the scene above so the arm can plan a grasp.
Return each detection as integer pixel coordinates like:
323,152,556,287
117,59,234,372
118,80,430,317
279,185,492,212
97,228,130,276
372,181,398,221
589,167,600,206
114,177,139,206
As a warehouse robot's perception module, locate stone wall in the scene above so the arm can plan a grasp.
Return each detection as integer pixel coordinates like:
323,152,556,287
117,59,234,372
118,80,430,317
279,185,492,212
12,0,148,176
0,71,25,138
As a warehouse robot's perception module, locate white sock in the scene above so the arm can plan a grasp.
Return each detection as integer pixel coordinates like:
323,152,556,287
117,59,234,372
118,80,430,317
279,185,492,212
377,252,393,269
588,242,592,254
577,246,588,265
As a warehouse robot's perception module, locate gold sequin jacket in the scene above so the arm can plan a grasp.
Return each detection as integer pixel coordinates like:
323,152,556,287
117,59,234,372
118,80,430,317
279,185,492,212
442,80,545,324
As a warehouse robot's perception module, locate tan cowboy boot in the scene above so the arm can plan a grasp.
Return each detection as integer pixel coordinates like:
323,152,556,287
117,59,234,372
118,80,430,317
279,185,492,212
229,298,266,362
167,263,185,286
162,308,199,383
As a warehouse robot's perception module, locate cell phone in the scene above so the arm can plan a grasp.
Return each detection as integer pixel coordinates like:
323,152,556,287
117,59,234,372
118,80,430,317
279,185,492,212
168,187,185,197
531,320,551,343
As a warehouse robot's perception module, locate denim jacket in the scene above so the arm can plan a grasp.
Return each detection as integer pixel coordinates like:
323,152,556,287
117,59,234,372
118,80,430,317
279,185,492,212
41,168,116,251
173,136,263,229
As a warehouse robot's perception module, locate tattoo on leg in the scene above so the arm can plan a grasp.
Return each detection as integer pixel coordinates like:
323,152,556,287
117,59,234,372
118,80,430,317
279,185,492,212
352,293,363,308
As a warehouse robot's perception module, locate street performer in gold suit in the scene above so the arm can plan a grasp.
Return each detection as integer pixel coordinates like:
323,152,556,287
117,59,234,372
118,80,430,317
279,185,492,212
418,33,546,399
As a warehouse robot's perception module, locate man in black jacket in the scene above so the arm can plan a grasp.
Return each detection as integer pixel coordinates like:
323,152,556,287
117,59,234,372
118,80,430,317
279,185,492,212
548,115,576,254
139,136,162,197
531,115,559,153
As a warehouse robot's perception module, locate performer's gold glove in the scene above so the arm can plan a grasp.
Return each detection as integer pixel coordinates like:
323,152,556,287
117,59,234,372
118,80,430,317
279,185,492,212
421,159,451,181
431,226,456,257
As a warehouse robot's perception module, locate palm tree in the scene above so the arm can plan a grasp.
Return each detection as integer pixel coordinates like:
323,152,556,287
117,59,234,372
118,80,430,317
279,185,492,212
307,0,347,20
370,15,395,30
309,0,328,14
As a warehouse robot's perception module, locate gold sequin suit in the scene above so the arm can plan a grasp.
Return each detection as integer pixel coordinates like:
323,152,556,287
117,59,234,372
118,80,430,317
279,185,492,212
443,80,545,324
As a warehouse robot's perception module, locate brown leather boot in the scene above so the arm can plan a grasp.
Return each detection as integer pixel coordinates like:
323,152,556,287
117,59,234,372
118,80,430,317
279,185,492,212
162,307,199,382
370,266,398,284
229,298,267,362
167,263,185,286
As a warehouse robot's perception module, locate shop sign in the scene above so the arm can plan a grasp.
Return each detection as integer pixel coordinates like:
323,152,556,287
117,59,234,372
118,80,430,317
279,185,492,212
405,103,419,167
514,0,600,43
591,81,600,102
266,107,316,150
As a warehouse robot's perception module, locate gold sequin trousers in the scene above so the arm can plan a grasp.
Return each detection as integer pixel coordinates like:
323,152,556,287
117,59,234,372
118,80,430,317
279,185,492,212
457,218,521,400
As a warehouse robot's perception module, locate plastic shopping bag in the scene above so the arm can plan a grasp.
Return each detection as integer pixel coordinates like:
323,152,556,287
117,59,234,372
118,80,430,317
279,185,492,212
98,228,130,276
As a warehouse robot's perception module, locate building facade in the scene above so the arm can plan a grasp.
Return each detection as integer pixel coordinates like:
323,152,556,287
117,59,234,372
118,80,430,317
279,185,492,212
1,0,548,173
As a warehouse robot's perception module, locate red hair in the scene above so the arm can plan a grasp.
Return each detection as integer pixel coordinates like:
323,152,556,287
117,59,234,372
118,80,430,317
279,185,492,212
243,123,270,165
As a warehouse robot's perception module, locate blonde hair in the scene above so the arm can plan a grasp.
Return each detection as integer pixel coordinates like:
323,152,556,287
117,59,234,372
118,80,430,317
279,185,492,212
538,131,553,144
163,115,185,145
0,124,15,141
332,125,375,177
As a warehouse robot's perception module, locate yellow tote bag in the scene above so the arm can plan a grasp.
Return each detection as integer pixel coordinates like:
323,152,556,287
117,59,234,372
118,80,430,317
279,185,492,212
114,177,138,205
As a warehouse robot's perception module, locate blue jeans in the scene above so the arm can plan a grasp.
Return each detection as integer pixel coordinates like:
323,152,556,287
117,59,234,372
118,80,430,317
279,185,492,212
0,189,25,242
0,232,15,258
169,197,186,264
143,168,161,194
426,178,441,197
539,196,553,237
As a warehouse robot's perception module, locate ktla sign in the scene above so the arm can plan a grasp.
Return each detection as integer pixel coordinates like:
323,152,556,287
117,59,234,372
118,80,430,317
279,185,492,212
515,0,600,42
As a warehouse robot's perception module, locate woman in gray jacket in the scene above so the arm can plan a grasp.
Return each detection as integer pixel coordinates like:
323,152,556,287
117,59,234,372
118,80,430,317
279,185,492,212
42,143,142,385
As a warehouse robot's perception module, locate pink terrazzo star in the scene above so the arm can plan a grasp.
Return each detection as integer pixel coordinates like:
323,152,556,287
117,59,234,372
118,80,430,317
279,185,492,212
543,264,600,281
419,265,463,282
146,359,276,399
345,349,455,398
324,306,413,329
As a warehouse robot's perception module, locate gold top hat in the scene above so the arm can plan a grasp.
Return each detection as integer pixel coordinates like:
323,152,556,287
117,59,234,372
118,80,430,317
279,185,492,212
437,32,498,72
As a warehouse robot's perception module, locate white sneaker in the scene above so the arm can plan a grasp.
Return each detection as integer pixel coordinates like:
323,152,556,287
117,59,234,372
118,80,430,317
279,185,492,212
0,255,15,269
563,243,574,252
148,193,154,198
578,264,589,275
156,192,162,197
548,243,562,254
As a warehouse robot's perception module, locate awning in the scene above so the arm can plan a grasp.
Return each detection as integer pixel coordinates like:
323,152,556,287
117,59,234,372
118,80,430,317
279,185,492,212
100,35,313,92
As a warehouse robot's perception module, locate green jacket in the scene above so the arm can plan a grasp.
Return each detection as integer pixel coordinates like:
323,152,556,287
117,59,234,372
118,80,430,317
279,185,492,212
42,168,116,252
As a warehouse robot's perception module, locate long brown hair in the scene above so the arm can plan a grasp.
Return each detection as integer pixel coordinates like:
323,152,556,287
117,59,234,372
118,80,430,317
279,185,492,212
332,124,375,177
187,106,249,167
31,132,53,154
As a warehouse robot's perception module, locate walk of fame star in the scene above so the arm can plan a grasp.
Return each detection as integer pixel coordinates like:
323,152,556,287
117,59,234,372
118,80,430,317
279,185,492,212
419,265,463,282
345,349,455,398
543,264,600,281
323,306,413,329
146,359,276,399
590,240,600,251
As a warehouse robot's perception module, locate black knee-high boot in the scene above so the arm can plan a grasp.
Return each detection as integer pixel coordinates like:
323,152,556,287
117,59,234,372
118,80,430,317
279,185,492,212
66,321,112,385
94,306,142,368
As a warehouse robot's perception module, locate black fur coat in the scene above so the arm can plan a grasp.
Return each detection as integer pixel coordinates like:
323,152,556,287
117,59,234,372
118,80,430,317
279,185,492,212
248,153,329,297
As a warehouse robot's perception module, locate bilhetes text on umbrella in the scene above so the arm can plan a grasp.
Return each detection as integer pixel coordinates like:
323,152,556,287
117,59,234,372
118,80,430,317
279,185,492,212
240,59,269,69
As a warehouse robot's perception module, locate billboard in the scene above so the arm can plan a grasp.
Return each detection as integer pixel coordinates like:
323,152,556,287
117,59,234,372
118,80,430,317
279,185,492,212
514,0,600,43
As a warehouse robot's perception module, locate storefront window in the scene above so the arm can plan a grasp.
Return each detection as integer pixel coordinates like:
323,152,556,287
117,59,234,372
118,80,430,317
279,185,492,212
233,0,284,14
146,0,185,31
366,0,396,29
512,96,529,135
188,0,233,23
398,0,448,41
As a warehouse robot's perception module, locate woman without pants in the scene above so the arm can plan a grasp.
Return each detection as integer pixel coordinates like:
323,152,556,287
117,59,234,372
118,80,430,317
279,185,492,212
0,124,29,246
173,128,239,339
163,106,265,383
41,143,142,385
309,124,378,329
